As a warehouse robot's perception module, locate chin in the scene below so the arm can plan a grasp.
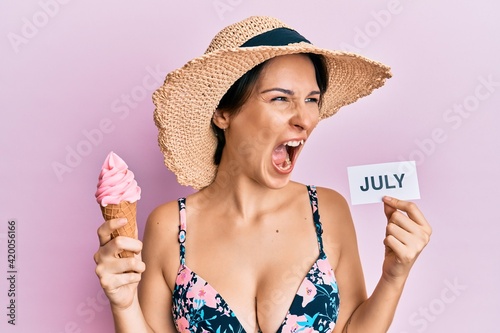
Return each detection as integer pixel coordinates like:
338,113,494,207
261,174,292,190
250,163,293,190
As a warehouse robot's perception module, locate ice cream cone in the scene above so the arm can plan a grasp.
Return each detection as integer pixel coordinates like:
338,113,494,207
100,201,137,258
96,152,141,258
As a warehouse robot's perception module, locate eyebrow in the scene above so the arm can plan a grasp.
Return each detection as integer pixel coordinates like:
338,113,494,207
260,88,321,96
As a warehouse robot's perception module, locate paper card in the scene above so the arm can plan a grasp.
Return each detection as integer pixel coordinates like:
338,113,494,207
347,161,420,205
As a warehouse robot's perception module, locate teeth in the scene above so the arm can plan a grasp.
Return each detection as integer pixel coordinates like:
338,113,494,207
278,140,303,171
285,140,304,147
282,156,291,169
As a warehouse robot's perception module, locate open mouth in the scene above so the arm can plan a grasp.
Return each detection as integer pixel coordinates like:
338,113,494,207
272,140,304,172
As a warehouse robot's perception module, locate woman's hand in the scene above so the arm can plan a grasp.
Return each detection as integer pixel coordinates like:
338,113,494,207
382,197,432,282
94,218,146,310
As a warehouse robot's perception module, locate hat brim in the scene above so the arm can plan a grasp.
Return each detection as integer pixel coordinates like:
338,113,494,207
153,42,391,189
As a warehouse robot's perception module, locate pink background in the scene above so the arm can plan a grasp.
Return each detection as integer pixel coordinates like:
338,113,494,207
1,1,498,332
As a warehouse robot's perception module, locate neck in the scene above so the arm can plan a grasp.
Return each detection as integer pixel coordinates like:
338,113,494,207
198,163,287,222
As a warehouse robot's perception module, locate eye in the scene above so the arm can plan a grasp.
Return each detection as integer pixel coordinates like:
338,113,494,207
305,97,320,104
271,96,288,102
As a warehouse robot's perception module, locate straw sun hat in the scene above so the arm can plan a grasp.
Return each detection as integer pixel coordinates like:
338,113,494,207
153,16,391,189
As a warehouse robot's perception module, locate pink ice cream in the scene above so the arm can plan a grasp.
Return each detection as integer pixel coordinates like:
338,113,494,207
95,152,141,206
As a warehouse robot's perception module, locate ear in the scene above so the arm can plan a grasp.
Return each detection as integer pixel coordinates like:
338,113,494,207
213,109,231,130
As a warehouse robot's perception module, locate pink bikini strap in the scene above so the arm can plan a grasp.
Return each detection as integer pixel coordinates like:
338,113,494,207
177,198,187,266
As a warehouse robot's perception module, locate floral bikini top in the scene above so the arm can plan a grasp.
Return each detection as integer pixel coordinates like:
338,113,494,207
171,185,340,332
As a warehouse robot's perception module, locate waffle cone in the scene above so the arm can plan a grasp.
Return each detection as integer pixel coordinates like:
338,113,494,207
100,201,137,258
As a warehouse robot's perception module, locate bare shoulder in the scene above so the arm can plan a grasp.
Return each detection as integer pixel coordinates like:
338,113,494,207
314,186,357,268
144,200,180,247
142,199,182,290
145,200,180,234
139,200,181,331
315,186,352,223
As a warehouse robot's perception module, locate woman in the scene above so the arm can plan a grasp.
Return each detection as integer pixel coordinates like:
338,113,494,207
94,16,431,333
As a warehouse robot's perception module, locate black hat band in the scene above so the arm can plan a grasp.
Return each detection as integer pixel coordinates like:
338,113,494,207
241,27,311,47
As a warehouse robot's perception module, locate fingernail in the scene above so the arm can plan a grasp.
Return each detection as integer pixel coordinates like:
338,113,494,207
118,218,127,225
383,196,392,202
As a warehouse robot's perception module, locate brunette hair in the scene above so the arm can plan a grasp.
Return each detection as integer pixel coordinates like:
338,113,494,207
211,53,328,165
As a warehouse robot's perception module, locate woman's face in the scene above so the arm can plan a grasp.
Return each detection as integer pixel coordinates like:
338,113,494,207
222,54,321,189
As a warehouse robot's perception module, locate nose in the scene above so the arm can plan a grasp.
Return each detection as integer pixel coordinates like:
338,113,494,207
290,103,318,131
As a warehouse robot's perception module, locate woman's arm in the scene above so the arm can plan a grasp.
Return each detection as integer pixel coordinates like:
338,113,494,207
343,197,431,333
315,188,367,332
318,188,431,333
94,217,152,333
95,201,180,333
138,202,180,332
